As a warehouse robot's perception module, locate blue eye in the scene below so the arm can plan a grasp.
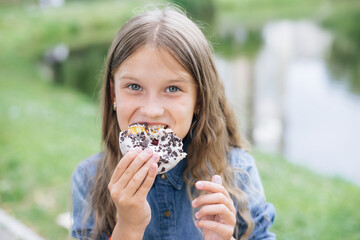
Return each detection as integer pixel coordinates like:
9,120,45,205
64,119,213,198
166,86,180,92
128,84,141,91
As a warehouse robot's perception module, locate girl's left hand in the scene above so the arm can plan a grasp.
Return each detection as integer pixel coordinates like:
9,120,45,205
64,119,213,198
192,175,236,240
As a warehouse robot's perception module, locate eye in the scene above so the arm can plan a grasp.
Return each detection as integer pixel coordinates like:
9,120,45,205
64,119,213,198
128,84,142,91
166,86,180,93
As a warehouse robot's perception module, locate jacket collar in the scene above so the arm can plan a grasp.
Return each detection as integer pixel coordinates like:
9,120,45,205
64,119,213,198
166,157,187,190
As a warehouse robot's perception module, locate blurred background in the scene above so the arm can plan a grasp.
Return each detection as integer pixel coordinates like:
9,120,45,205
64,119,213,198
0,0,359,239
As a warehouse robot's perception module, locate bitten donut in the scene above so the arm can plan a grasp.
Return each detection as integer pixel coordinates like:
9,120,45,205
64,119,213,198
119,123,187,174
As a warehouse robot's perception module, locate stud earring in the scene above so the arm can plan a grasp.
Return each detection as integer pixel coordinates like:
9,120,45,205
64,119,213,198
113,101,117,111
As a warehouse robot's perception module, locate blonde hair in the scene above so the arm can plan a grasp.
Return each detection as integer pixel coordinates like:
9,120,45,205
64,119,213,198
88,5,254,239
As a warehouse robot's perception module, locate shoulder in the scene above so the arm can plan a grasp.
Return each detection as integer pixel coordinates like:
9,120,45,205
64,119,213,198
229,148,276,239
72,153,103,188
228,147,256,170
74,153,103,176
228,147,265,197
71,153,103,239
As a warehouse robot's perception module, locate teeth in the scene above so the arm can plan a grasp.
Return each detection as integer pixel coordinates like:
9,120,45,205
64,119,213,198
128,123,168,132
128,124,147,134
148,124,167,131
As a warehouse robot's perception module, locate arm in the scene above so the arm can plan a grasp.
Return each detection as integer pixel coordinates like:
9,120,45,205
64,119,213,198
71,156,96,239
231,149,276,240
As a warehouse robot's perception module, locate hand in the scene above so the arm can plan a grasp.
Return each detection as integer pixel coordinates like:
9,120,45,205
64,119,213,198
192,175,237,240
108,147,159,234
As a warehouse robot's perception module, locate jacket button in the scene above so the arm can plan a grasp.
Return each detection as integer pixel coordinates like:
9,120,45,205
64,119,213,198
161,174,167,179
164,210,171,218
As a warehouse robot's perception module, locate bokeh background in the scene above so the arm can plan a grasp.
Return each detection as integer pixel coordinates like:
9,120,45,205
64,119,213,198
1,0,359,239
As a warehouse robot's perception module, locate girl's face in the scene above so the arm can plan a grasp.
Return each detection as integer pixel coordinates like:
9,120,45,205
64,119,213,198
113,45,198,139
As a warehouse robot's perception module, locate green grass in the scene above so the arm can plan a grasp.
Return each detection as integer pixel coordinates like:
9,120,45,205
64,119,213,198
253,151,360,239
0,60,102,239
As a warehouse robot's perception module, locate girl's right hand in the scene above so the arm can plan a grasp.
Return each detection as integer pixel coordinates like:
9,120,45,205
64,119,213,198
108,147,159,237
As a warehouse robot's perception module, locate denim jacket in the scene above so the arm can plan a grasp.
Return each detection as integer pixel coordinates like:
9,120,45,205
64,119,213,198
71,148,276,239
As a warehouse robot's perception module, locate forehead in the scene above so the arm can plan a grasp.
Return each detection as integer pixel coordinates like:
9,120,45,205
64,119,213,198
114,45,194,83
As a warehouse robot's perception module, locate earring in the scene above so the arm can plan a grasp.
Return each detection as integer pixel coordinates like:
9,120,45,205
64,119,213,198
113,101,117,111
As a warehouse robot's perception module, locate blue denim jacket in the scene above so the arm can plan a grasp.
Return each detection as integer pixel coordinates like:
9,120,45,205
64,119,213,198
71,148,275,239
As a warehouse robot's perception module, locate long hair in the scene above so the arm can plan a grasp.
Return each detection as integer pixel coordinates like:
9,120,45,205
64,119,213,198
88,5,254,239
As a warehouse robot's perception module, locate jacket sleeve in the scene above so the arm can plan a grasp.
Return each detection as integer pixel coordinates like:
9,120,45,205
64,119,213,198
230,148,276,240
71,154,109,240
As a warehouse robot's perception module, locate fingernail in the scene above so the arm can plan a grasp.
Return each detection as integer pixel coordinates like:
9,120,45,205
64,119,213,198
151,154,159,161
128,150,136,157
195,211,200,218
145,148,153,155
150,163,157,171
135,148,142,153
212,175,222,185
192,199,197,207
196,181,203,189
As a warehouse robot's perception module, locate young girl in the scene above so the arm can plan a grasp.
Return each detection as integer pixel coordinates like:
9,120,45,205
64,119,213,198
72,5,275,240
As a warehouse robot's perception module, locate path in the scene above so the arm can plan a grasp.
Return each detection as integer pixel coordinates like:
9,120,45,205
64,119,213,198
0,209,45,240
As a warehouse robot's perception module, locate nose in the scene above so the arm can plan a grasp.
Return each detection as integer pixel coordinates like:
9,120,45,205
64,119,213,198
139,94,164,118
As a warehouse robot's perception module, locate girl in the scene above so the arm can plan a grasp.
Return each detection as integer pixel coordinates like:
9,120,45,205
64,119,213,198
72,5,275,240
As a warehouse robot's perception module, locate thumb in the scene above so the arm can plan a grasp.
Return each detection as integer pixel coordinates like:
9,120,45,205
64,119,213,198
212,175,222,185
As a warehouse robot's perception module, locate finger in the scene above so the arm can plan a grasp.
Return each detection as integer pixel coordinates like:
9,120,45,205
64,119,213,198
109,148,141,186
124,154,159,196
195,204,235,224
195,181,231,200
117,148,154,189
212,175,222,185
192,192,236,214
134,159,158,199
195,219,234,239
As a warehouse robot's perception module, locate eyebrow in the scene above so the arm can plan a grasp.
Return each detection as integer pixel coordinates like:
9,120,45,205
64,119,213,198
119,75,195,84
117,75,139,81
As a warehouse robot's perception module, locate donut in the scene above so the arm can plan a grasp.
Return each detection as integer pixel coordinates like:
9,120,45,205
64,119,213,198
119,123,187,174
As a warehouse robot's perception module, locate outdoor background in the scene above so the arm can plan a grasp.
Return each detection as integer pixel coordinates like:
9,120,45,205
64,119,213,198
1,0,360,239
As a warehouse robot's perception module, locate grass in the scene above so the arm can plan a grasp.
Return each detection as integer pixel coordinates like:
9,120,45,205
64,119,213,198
0,59,102,239
253,151,360,239
0,0,360,239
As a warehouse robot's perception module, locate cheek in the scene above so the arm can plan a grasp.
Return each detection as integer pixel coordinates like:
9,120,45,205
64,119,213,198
173,98,196,138
115,108,127,131
115,96,134,131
